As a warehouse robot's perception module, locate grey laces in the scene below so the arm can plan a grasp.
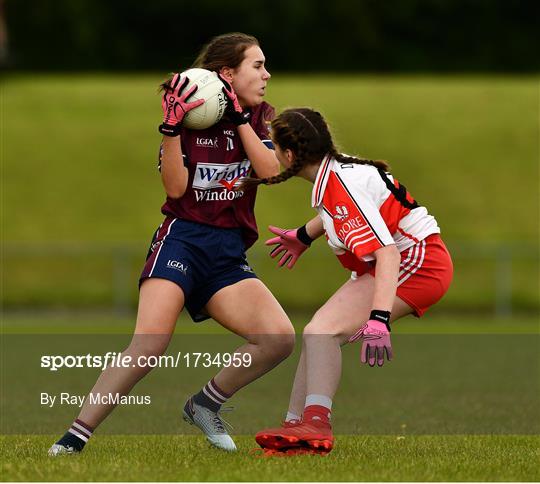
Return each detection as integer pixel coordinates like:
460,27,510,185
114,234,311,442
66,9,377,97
213,406,234,433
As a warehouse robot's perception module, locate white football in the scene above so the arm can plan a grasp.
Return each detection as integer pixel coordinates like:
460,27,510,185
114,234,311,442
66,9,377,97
180,68,227,130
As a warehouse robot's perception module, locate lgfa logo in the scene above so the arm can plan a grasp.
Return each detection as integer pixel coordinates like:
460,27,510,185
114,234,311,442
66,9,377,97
166,260,188,275
196,137,219,148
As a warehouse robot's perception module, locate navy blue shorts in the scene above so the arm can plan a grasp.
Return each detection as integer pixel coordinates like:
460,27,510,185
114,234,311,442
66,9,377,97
140,217,258,322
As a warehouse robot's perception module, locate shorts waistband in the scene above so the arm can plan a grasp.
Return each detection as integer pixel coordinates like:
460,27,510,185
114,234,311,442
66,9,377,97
163,216,243,236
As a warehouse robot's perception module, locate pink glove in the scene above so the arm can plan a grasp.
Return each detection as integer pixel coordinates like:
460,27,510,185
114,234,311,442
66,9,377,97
265,225,312,269
218,74,251,125
349,316,392,367
159,74,204,136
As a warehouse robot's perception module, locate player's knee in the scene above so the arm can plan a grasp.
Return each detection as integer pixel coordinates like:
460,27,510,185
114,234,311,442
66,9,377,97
303,317,338,338
122,341,169,377
276,331,295,359
275,321,296,357
258,331,295,362
125,334,170,361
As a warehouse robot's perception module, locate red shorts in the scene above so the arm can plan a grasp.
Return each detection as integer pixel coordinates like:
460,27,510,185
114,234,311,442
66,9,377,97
362,234,453,317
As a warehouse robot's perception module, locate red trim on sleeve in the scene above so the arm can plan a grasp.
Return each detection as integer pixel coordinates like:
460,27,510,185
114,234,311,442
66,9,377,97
397,227,420,244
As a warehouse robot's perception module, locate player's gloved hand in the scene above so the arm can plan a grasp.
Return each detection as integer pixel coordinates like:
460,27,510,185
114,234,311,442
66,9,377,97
349,310,392,367
265,225,314,269
218,74,251,125
159,73,204,137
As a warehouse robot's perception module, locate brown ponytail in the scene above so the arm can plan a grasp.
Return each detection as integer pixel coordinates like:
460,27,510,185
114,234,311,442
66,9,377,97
239,107,389,190
240,157,305,190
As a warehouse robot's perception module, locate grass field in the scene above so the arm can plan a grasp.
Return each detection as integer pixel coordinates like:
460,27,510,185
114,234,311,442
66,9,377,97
1,314,539,481
2,435,539,481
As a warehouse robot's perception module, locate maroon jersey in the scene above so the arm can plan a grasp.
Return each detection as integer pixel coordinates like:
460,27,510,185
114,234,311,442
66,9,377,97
159,102,275,249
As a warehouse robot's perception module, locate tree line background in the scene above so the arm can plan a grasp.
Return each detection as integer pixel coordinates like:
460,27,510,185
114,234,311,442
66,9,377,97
4,0,539,72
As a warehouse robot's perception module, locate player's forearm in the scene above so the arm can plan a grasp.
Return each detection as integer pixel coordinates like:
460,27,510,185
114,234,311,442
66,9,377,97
160,136,189,199
371,244,400,312
237,124,280,178
305,215,325,240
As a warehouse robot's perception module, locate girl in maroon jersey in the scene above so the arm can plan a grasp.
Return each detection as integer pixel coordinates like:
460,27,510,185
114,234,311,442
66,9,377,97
49,33,294,455
247,108,452,455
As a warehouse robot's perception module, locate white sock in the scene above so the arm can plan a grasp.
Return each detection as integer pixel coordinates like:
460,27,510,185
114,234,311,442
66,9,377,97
305,394,333,410
285,411,301,422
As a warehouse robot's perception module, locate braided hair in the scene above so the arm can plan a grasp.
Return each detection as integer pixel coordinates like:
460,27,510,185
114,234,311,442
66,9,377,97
240,108,389,190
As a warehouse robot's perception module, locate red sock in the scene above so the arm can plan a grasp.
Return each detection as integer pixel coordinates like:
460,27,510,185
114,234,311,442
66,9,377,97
303,405,331,425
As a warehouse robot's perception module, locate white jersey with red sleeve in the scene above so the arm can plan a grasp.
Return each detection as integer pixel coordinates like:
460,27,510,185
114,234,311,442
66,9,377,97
312,155,440,268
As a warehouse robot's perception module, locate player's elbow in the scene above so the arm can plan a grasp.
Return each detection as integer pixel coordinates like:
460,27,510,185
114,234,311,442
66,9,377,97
268,160,281,177
256,159,280,179
161,177,187,199
164,185,186,200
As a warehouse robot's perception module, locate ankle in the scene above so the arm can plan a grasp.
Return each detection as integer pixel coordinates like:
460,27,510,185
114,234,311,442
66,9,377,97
192,378,232,413
303,394,333,425
285,411,301,423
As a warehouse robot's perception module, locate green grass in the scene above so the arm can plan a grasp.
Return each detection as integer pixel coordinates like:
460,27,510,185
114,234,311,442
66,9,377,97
2,74,539,311
1,313,539,334
1,435,538,481
1,314,538,481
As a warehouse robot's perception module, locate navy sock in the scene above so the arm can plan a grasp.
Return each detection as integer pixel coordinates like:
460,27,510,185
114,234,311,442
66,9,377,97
56,419,94,451
192,378,231,413
56,431,86,452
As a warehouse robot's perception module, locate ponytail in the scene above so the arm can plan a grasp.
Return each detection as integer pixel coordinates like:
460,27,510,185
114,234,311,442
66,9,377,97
238,107,391,191
237,157,304,191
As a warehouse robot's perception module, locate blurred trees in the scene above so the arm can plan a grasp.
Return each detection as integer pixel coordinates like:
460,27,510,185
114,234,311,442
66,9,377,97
4,0,539,71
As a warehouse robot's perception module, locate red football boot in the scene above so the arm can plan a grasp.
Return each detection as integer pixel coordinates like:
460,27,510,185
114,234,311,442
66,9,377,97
256,419,334,452
294,420,334,451
255,419,302,450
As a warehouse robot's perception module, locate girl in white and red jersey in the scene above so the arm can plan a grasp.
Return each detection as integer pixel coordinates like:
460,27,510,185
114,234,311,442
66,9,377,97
249,108,453,455
49,33,295,455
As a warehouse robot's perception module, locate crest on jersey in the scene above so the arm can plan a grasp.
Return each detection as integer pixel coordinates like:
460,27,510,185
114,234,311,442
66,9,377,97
333,203,350,222
151,240,162,252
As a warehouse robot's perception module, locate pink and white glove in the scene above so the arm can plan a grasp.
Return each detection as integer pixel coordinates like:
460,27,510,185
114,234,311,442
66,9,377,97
159,73,204,136
265,225,313,269
349,311,393,367
218,74,251,125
